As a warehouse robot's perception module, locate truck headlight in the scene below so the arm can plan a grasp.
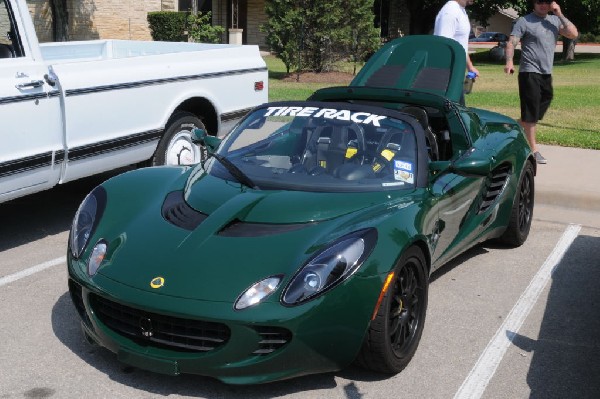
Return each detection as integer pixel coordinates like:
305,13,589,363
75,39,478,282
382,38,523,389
70,186,107,259
282,229,377,306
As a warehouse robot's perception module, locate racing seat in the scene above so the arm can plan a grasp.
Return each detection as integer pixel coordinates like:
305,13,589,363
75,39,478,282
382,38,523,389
401,106,439,161
301,124,365,174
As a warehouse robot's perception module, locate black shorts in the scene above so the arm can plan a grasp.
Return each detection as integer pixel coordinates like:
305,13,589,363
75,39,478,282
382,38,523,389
518,72,553,123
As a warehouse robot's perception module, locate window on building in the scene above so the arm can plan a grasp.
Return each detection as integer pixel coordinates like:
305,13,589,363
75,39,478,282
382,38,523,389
179,0,212,13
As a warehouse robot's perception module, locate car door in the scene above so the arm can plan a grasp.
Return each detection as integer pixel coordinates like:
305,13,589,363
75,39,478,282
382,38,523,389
429,108,489,267
0,0,63,202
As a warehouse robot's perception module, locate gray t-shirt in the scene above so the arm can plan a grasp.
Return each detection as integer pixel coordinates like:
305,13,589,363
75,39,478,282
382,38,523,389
511,13,561,74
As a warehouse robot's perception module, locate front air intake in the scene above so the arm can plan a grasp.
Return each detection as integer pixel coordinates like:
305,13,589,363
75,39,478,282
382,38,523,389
161,190,207,230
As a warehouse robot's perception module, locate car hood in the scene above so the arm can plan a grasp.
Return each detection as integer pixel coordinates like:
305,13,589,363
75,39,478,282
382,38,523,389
350,35,467,102
95,167,416,304
183,170,386,224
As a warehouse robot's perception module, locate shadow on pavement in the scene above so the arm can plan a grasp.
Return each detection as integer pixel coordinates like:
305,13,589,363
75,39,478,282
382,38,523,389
509,234,600,398
0,169,129,252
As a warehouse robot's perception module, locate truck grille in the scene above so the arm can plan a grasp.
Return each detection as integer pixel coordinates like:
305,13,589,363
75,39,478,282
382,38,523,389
89,294,230,353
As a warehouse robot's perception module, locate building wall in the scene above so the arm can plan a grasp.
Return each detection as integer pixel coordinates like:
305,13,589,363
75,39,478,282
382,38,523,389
27,0,176,42
27,0,53,42
246,0,266,48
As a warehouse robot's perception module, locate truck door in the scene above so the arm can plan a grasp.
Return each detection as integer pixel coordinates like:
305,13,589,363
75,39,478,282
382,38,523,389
0,0,63,203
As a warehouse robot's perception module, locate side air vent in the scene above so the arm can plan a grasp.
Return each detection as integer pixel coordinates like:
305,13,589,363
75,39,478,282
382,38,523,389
161,190,207,231
478,164,512,214
68,279,92,328
250,326,292,355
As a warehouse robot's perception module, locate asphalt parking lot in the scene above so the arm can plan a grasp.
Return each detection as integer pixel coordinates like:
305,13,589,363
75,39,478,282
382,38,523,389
1,154,599,398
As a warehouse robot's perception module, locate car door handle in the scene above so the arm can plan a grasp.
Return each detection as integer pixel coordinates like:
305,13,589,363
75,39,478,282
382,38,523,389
15,80,45,89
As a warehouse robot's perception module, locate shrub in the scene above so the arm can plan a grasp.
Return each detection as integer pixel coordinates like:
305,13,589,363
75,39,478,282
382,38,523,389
578,32,600,43
187,12,225,44
147,12,188,42
262,0,380,74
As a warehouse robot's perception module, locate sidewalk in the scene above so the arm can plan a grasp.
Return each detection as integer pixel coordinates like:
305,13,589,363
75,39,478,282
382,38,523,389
534,144,600,228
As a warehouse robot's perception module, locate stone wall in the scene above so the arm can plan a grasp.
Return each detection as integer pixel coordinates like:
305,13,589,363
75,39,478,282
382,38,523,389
27,0,176,42
27,0,53,42
246,0,266,48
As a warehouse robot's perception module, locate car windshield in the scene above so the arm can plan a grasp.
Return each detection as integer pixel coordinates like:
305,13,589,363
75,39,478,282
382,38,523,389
207,102,419,193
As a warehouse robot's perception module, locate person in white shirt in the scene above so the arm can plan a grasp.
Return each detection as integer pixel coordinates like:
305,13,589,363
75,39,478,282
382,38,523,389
434,0,479,79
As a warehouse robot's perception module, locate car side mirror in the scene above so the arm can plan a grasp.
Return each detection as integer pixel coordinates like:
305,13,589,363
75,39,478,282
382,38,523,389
429,151,493,179
451,153,493,177
191,128,221,153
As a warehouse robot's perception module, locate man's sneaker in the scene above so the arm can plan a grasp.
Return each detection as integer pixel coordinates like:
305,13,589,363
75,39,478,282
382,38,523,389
534,151,547,164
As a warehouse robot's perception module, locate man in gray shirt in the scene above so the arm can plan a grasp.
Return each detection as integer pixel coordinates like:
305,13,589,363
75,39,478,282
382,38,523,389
504,0,578,164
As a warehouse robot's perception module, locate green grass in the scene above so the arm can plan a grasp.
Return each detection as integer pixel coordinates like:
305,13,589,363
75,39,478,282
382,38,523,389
265,51,600,150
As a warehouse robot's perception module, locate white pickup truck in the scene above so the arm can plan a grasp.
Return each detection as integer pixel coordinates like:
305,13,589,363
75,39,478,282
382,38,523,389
0,0,268,203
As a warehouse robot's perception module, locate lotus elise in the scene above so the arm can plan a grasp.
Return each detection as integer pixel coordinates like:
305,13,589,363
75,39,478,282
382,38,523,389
67,36,535,384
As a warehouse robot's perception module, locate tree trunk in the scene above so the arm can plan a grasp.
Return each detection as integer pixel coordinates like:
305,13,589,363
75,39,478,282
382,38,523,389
50,0,69,42
562,36,577,61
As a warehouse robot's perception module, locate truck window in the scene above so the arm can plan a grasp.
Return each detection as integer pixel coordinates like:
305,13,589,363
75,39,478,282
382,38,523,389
0,0,21,58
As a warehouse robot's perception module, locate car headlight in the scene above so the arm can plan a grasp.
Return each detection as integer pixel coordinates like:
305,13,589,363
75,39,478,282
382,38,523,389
234,275,283,310
88,240,108,276
282,228,377,306
70,186,107,259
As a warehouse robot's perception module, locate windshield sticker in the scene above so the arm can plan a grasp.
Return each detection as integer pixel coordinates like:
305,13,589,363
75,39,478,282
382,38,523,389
264,106,387,127
394,160,414,184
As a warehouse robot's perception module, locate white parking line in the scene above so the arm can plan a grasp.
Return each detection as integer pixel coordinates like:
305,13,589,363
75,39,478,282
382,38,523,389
454,223,582,399
0,256,66,288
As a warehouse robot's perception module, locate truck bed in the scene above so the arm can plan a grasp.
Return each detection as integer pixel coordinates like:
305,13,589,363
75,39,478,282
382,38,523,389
40,40,244,63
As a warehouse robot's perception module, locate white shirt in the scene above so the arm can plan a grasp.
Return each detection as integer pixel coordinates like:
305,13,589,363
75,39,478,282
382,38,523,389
434,1,471,53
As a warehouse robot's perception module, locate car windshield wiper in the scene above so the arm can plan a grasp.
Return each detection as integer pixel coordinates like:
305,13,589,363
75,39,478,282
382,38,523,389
211,153,259,190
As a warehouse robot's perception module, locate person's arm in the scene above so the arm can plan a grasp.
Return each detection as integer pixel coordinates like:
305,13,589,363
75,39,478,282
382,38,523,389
552,2,578,39
504,35,519,75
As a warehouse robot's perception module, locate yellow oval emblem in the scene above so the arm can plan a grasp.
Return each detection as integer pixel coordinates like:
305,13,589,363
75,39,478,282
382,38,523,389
150,277,165,289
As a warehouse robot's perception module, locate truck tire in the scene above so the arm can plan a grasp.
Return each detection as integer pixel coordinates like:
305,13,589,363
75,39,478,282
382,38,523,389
152,112,206,166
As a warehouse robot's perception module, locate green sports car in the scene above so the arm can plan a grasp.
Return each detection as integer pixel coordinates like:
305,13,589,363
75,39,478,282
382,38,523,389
67,36,535,384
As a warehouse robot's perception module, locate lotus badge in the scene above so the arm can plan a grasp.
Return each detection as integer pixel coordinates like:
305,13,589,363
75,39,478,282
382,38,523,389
150,276,165,289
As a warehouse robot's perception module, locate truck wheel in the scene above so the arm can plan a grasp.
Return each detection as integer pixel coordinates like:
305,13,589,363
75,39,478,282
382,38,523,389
152,112,206,166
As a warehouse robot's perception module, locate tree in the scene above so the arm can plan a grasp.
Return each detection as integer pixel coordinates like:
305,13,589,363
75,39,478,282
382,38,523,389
187,12,225,43
262,0,380,74
49,0,68,41
262,0,303,73
342,0,381,74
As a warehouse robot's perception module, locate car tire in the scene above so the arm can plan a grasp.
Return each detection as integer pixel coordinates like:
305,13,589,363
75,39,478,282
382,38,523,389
356,246,428,374
152,112,206,166
498,161,535,247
